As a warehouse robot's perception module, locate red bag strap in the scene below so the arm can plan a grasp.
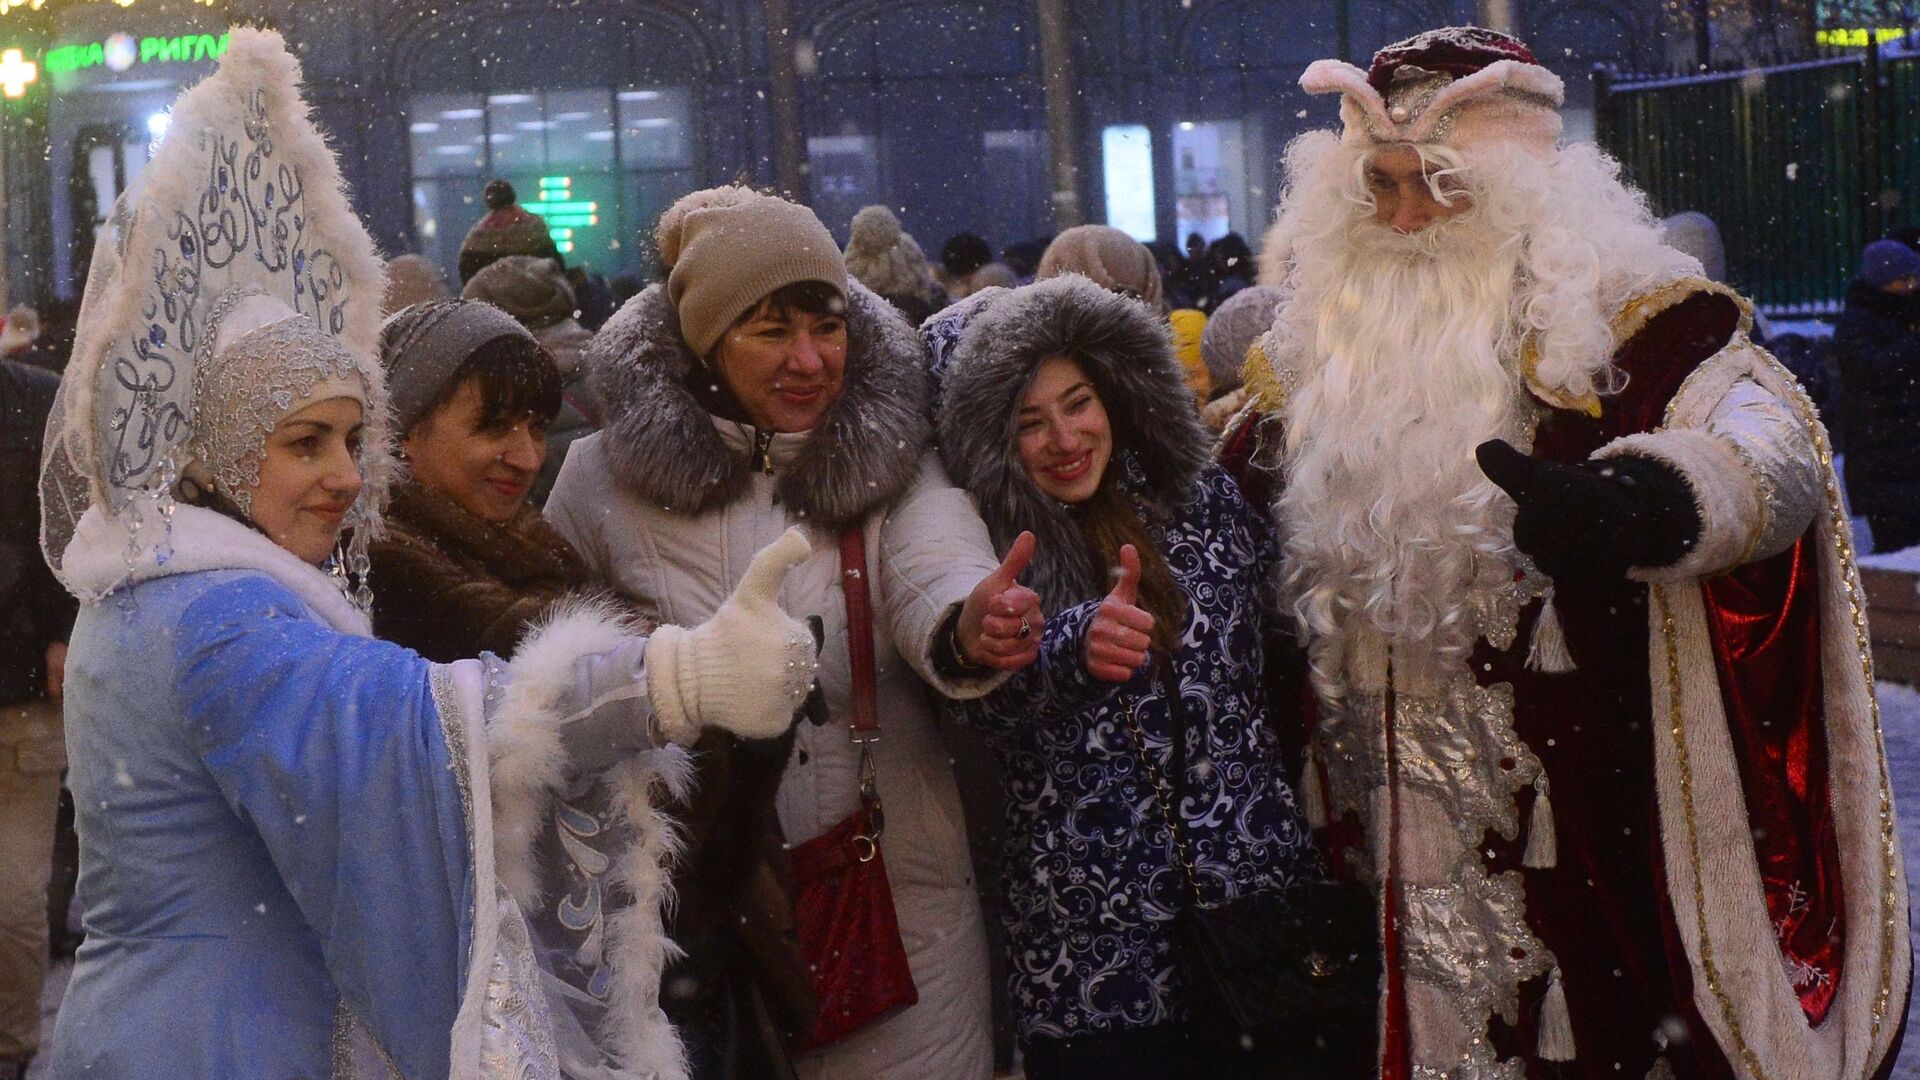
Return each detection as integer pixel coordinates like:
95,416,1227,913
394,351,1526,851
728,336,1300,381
838,526,885,845
838,525,879,736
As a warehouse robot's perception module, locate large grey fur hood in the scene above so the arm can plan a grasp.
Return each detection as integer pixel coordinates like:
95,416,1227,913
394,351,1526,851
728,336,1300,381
924,274,1212,611
587,280,932,527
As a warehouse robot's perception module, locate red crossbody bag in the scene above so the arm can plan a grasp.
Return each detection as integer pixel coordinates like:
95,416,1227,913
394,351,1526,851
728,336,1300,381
787,526,920,1050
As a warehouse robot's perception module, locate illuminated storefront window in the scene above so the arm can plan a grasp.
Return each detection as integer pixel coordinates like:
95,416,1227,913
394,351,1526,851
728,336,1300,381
1101,124,1156,243
409,86,695,281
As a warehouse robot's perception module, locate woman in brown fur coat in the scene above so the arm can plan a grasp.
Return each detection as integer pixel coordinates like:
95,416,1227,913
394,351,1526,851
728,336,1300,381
374,299,813,1079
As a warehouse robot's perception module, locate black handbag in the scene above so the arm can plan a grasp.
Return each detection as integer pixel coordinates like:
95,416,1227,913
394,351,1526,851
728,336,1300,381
1120,672,1379,1077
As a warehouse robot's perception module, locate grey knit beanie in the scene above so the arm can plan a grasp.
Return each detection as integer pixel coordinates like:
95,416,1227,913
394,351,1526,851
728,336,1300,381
1200,285,1282,391
379,299,537,432
462,254,577,330
656,186,848,356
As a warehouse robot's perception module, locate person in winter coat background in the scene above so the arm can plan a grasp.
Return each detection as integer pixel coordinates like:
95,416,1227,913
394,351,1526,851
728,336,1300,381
372,298,815,1077
1834,238,1920,552
923,275,1317,1080
1037,224,1165,310
458,179,618,330
383,253,453,314
1197,284,1282,433
460,255,604,503
1199,233,1256,313
940,231,1017,300
1145,241,1195,309
844,205,950,325
0,358,73,1080
459,179,564,285
546,185,1044,1080
1177,231,1217,305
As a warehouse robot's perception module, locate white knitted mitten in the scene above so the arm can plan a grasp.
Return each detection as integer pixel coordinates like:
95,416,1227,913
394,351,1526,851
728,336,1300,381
647,528,819,745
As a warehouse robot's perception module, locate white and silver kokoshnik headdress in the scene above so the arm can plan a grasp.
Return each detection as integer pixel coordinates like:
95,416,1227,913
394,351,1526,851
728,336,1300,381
39,26,387,605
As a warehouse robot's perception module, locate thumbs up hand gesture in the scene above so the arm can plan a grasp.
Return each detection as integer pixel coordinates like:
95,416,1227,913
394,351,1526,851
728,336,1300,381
1085,544,1155,682
647,528,821,744
956,531,1045,672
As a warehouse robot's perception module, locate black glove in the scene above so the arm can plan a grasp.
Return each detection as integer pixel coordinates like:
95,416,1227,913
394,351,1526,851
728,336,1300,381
1474,439,1701,584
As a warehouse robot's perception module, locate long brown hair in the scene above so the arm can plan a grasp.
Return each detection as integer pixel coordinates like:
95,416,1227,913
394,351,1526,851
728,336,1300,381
1078,475,1186,661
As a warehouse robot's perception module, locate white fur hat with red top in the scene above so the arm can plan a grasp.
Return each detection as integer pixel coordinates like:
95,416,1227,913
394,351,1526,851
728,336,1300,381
1302,27,1565,156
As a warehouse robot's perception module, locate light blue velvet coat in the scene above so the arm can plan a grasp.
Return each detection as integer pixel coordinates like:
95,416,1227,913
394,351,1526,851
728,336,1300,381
53,569,476,1079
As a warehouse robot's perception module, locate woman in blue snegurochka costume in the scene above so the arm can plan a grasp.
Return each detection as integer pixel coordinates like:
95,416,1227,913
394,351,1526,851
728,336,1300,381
921,275,1318,1080
39,29,815,1080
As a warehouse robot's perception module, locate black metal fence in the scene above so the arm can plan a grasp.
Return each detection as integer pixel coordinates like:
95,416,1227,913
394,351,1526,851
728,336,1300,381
1596,41,1920,316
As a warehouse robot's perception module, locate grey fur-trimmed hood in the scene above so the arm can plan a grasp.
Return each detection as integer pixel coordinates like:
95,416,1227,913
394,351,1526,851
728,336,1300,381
588,280,932,527
924,274,1211,610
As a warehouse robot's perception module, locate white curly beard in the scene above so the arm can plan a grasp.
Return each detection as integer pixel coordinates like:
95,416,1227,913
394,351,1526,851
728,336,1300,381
1274,211,1530,689
1259,134,1704,696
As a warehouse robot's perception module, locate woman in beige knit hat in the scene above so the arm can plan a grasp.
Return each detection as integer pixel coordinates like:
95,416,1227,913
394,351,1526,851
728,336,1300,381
545,186,1041,1080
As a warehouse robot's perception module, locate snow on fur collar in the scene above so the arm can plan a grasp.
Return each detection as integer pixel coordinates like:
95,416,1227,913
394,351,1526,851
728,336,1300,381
587,281,931,527
925,274,1212,611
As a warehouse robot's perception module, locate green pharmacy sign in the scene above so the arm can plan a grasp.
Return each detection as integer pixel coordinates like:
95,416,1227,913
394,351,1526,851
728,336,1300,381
44,31,227,77
527,176,601,256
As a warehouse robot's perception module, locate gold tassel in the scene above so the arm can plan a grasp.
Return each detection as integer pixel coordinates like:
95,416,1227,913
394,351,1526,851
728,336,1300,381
1524,776,1557,869
1299,749,1327,829
1537,966,1577,1061
1526,587,1577,673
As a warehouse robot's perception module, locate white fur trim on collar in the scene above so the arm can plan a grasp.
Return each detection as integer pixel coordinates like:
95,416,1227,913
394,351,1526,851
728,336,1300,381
60,502,369,636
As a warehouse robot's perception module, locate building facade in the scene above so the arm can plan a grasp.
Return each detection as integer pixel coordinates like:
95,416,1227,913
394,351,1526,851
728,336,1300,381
0,0,1672,305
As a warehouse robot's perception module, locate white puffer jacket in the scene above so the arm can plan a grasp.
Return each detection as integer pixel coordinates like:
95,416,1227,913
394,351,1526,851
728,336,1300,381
545,282,999,1079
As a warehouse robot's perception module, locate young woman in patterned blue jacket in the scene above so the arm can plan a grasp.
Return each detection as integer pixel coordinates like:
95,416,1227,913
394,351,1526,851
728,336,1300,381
923,274,1317,1080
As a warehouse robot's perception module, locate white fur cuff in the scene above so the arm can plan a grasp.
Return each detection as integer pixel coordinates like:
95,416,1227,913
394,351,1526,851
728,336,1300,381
640,623,698,746
1595,429,1762,583
488,595,643,909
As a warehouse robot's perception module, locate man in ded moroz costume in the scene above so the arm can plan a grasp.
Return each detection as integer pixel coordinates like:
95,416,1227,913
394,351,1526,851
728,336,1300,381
39,28,820,1078
1220,27,1910,1079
